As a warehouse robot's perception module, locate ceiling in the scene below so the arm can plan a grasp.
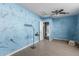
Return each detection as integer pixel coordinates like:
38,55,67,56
19,3,79,18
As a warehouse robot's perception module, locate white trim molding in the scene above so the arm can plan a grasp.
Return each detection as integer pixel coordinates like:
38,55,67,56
6,40,40,56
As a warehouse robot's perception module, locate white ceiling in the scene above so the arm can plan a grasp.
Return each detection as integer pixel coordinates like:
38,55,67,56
19,3,79,17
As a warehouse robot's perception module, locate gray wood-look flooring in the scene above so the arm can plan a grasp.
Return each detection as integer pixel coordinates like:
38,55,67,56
12,40,79,56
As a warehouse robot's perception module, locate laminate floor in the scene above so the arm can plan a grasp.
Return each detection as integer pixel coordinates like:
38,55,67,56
12,40,79,56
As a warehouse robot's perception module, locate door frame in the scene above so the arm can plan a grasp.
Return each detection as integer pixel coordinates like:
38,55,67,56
40,20,50,41
40,20,44,41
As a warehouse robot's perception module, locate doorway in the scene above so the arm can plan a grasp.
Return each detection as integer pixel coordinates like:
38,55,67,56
43,22,49,40
40,21,49,41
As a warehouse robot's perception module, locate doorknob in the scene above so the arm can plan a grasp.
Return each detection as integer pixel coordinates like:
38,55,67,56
35,32,39,36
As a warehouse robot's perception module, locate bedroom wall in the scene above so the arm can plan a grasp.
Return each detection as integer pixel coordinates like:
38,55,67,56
41,15,78,41
74,15,79,42
0,3,40,55
52,15,78,40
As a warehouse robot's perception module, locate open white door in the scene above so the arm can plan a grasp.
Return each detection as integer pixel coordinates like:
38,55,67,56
40,21,44,40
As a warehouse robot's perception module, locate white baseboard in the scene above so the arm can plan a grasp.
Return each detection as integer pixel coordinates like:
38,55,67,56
53,38,69,41
6,40,40,56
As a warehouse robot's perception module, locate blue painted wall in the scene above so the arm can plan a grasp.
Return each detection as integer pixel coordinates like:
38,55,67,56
74,15,79,41
41,15,78,41
0,4,40,55
52,15,78,40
